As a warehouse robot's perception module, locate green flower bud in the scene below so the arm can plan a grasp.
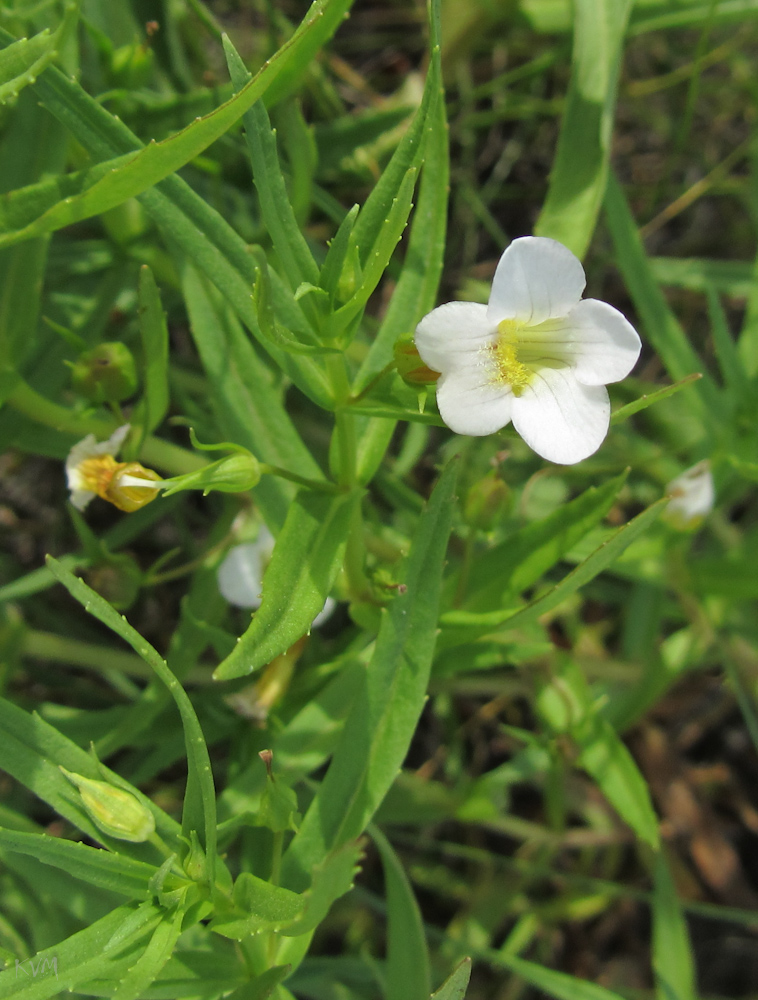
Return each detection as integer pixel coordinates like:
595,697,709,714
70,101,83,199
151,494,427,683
463,471,512,530
393,336,440,386
161,452,261,497
60,767,155,843
70,342,138,404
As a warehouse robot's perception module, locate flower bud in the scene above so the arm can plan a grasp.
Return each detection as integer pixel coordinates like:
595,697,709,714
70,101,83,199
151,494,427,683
60,767,155,843
161,453,261,497
393,336,440,386
105,463,162,512
70,342,138,404
463,471,512,530
664,460,714,531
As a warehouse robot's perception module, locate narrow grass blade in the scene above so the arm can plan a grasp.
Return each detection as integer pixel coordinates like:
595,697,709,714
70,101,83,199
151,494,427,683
534,0,632,258
653,852,697,1000
604,172,720,416
610,374,703,424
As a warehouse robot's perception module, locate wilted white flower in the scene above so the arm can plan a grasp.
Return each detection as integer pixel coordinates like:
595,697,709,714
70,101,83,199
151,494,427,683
217,528,335,627
66,425,161,512
664,460,714,529
414,236,642,464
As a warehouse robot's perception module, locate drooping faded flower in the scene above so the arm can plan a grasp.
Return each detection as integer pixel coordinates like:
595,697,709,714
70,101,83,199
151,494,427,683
217,528,335,627
414,236,642,464
66,425,161,512
664,460,714,529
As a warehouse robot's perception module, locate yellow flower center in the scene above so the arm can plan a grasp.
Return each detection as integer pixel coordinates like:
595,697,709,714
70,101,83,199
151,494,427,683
494,319,533,396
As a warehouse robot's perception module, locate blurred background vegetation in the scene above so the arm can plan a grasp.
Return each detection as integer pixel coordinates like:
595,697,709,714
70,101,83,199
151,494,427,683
2,0,758,997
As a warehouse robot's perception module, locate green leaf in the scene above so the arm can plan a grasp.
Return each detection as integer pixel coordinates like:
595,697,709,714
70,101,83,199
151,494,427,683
610,374,703,424
281,459,458,889
705,284,753,402
111,906,188,1000
460,472,629,614
0,697,178,857
497,955,626,1000
181,263,324,528
442,498,666,642
7,30,331,408
135,266,170,440
0,0,353,250
224,38,320,292
0,22,61,106
604,172,720,416
653,852,697,1000
536,660,660,849
355,34,448,394
45,557,217,888
0,902,163,1000
431,959,472,1000
0,827,160,899
212,842,360,939
372,827,431,1000
534,0,633,258
331,166,419,336
214,489,359,680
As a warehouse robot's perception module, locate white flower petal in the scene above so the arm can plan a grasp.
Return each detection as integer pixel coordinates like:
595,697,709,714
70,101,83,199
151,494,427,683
70,488,96,511
217,533,272,608
552,299,641,386
65,425,131,483
437,364,513,436
512,368,610,464
414,301,494,375
311,596,336,629
487,237,586,326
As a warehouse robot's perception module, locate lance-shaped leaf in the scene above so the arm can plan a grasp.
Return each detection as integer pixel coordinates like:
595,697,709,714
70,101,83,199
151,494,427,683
45,558,217,888
431,960,472,1000
653,852,697,1000
281,460,457,889
441,498,666,645
0,0,352,250
214,489,360,680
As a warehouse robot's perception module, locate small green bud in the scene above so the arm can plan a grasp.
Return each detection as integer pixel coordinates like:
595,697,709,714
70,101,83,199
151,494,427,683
463,471,512,530
70,342,138,403
60,767,155,842
393,336,440,386
161,452,261,497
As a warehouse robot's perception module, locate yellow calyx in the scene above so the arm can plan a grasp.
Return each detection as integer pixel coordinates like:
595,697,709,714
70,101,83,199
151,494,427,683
495,319,533,396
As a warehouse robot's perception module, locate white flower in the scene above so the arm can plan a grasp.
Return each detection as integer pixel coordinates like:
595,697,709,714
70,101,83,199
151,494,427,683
664,460,714,529
66,425,131,511
414,236,642,464
217,528,335,627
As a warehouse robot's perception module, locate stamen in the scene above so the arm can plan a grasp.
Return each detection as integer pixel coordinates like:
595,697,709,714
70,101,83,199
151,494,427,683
494,319,533,396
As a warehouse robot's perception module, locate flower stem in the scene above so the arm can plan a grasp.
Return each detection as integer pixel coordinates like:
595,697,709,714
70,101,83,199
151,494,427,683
6,378,207,476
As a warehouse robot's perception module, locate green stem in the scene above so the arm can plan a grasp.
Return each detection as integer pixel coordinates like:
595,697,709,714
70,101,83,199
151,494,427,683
6,379,207,475
348,361,396,405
